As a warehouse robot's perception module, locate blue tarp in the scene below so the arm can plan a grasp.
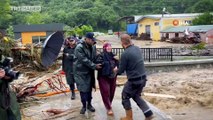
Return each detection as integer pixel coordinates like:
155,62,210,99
127,24,138,35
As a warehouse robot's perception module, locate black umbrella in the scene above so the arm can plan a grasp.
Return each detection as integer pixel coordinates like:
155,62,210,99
41,31,64,67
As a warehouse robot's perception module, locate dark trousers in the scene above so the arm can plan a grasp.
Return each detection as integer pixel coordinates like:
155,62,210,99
122,78,153,117
98,76,116,110
7,109,16,120
69,84,75,91
80,91,92,108
65,73,75,91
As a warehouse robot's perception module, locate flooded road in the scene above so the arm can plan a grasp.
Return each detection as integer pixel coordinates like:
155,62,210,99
20,86,169,120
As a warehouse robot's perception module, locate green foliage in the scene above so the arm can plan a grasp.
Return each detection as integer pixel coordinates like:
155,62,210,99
191,42,206,50
0,37,16,56
75,27,83,37
64,25,93,37
191,0,213,13
191,42,206,56
63,26,75,38
6,0,213,31
81,25,93,35
10,13,27,25
192,12,213,25
0,0,12,29
6,25,14,38
25,12,45,24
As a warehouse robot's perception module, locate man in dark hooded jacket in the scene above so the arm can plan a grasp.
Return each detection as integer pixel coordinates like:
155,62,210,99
74,32,102,114
62,36,77,100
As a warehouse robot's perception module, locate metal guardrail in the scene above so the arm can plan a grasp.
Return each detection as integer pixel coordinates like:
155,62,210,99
97,48,173,62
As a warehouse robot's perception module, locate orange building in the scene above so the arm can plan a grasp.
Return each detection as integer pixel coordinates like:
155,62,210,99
13,23,66,45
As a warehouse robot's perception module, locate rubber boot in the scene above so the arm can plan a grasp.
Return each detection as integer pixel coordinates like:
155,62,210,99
120,109,133,120
71,90,75,100
80,107,86,114
87,104,95,112
145,115,154,120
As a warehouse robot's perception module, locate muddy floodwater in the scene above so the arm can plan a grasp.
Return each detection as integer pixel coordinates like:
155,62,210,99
20,68,213,120
144,68,213,120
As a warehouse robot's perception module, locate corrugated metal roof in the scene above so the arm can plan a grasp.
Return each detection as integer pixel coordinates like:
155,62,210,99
136,13,202,23
13,23,66,32
117,16,135,22
161,25,213,33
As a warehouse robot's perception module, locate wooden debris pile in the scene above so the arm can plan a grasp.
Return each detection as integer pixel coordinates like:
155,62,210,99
11,69,69,102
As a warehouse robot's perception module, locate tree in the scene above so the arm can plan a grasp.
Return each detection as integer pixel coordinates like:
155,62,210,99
10,13,27,25
192,12,213,25
0,0,12,29
191,0,213,13
75,27,83,37
64,25,93,37
91,3,118,30
6,25,14,38
64,26,75,38
8,0,213,31
72,9,96,26
81,25,93,35
25,12,45,24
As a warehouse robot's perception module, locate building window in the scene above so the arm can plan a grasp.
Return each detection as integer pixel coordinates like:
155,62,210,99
185,20,192,25
32,36,46,44
154,22,159,26
166,33,169,39
175,33,179,37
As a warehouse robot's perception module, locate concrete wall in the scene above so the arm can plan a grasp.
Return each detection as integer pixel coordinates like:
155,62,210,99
179,33,185,37
145,59,213,74
161,32,204,40
164,33,184,39
169,33,175,39
200,33,206,42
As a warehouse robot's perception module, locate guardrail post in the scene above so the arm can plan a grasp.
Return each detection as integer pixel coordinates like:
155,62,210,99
149,48,151,62
171,48,173,61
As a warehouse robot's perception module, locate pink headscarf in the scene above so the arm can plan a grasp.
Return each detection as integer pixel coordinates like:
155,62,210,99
103,42,111,50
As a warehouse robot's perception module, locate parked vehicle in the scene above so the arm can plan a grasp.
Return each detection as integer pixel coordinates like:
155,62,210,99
108,30,113,35
93,32,105,36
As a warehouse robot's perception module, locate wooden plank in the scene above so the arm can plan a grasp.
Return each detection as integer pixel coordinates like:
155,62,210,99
144,93,176,99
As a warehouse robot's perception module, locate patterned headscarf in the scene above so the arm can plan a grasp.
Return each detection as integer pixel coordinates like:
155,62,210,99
103,42,111,51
